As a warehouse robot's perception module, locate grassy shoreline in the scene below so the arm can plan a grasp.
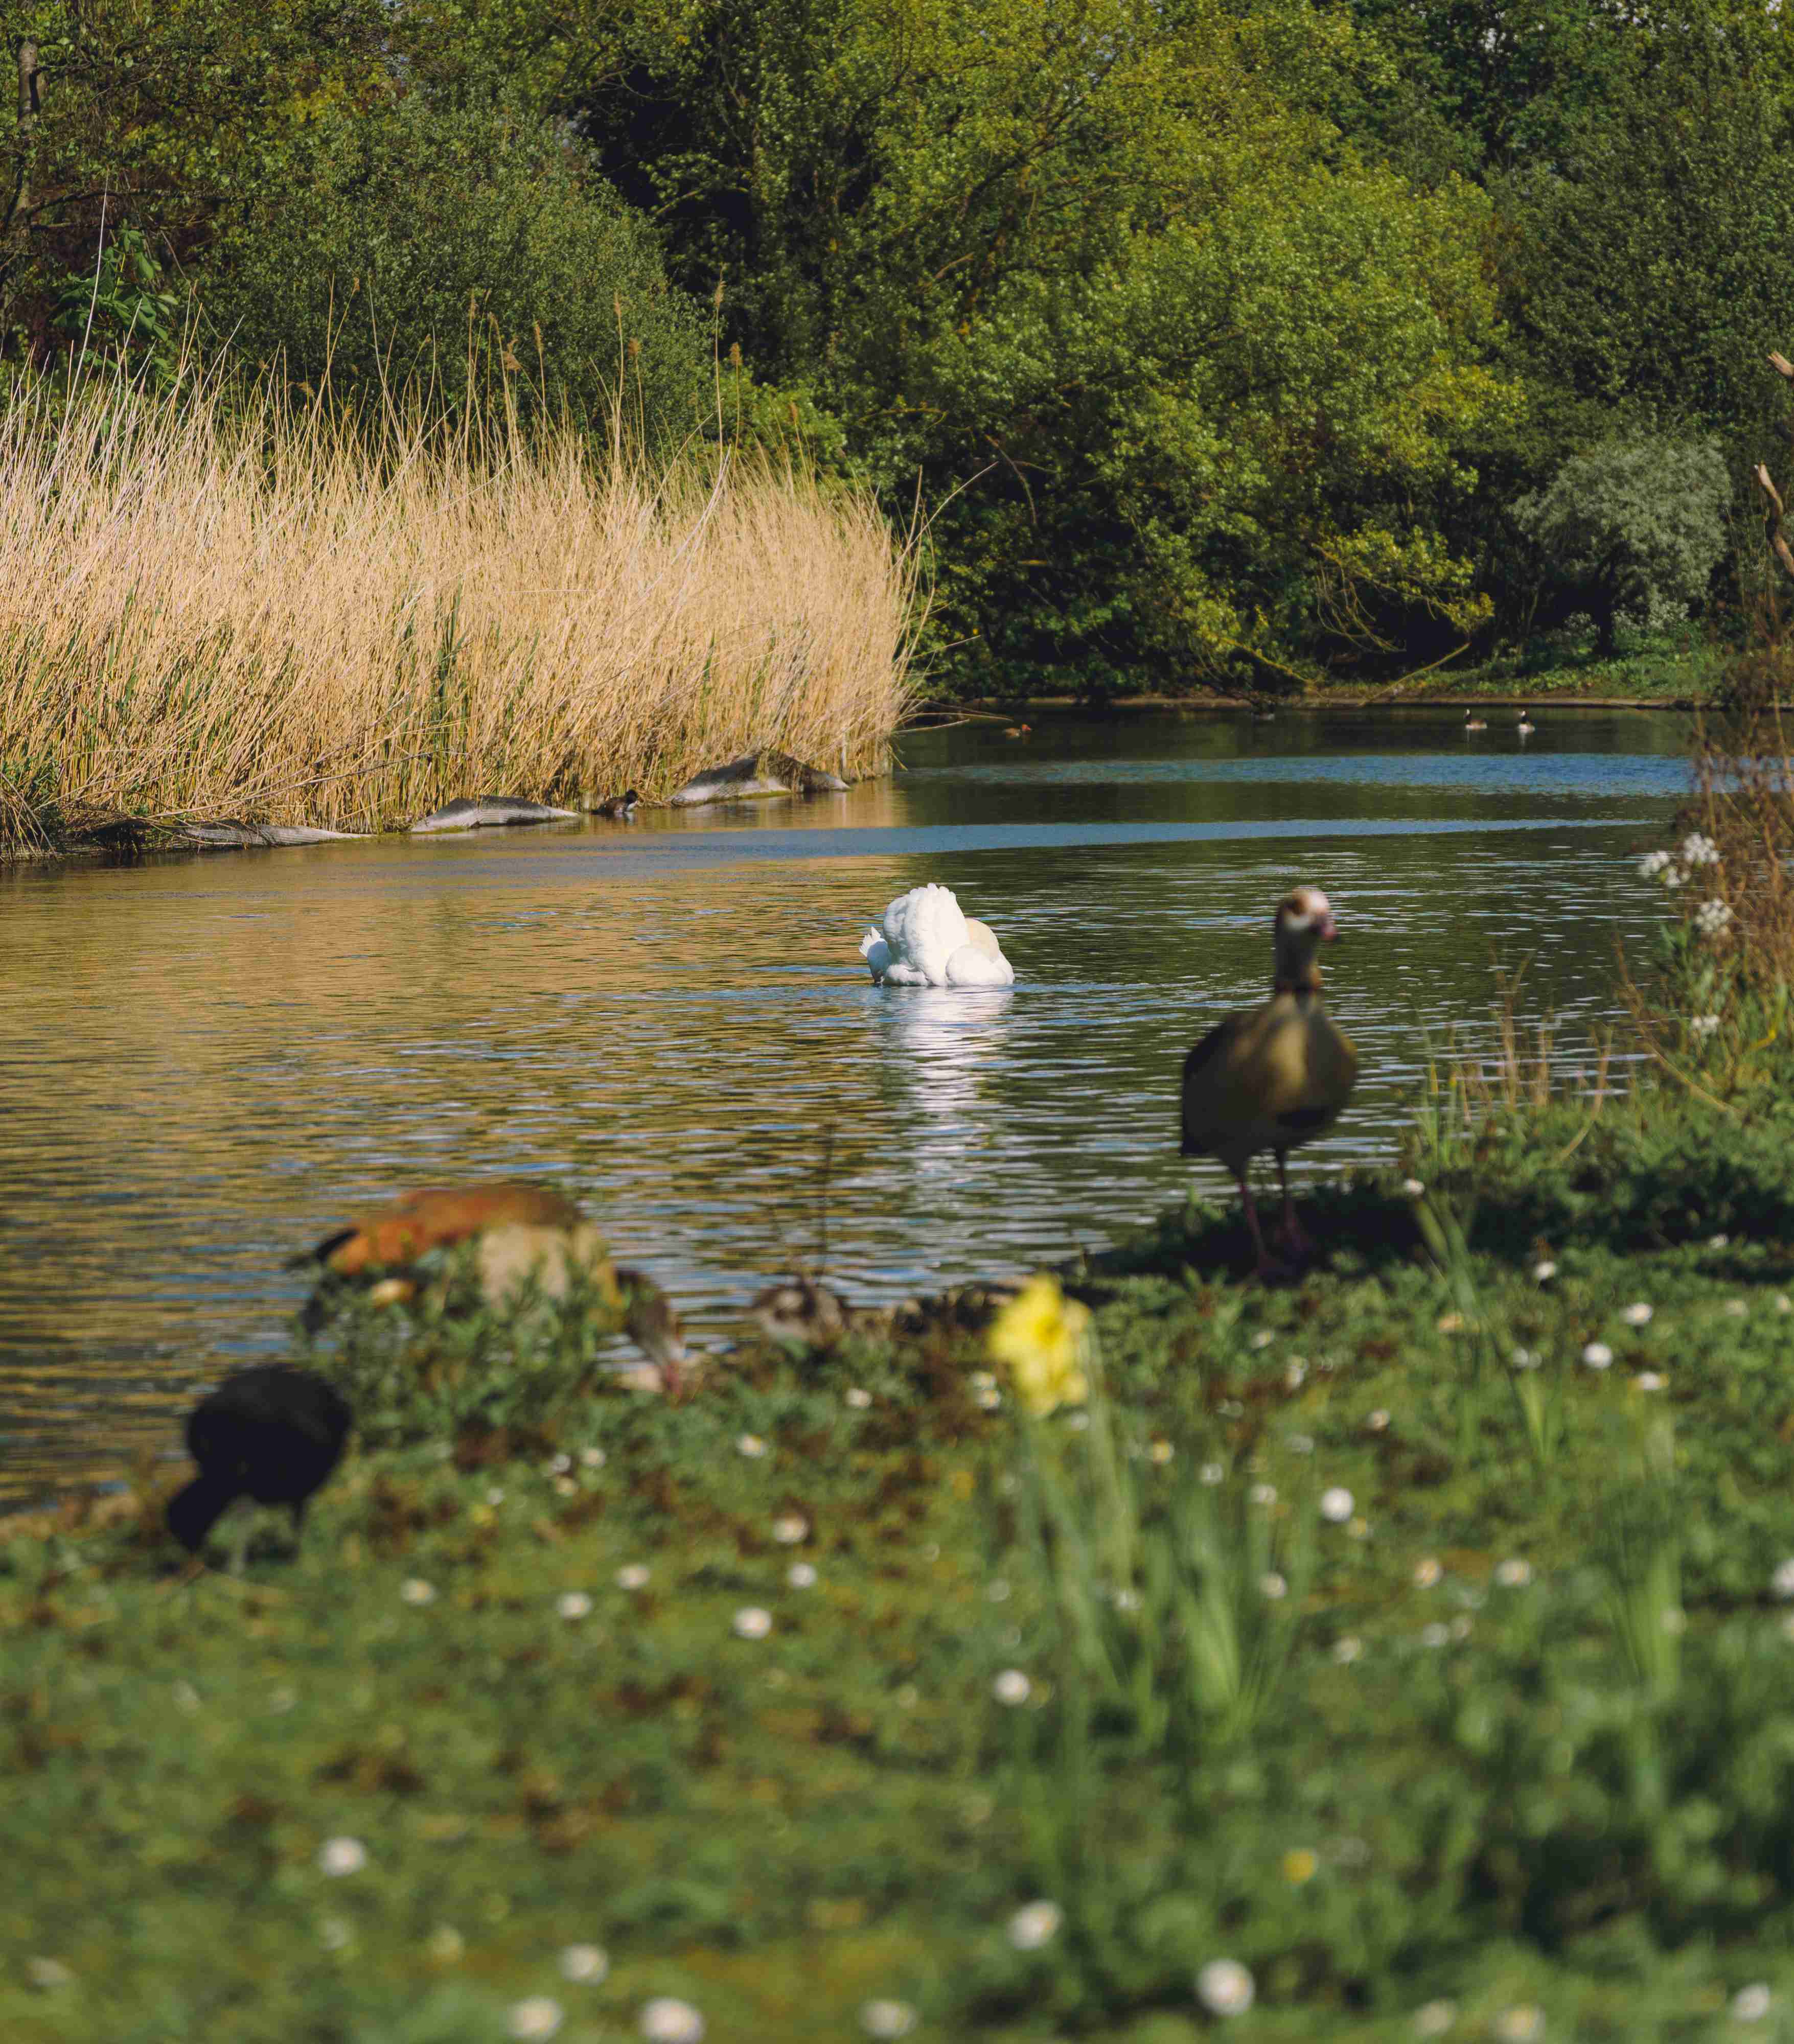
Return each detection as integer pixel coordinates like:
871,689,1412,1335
928,629,1729,716
13,1015,1794,2039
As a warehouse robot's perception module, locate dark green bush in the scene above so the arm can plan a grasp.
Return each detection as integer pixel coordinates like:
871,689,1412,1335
203,94,713,446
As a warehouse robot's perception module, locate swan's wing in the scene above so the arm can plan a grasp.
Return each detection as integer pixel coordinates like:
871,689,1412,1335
945,945,1015,987
882,883,969,985
860,928,892,981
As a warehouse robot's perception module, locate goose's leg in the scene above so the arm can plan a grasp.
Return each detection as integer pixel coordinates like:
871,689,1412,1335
1236,1173,1281,1280
1273,1149,1314,1259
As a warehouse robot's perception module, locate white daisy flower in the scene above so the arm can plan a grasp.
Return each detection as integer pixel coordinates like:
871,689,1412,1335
1412,2001,1457,2037
1634,1372,1665,1391
508,1997,563,2040
1621,1302,1653,1326
1581,1342,1613,1369
1494,2006,1544,2042
317,1837,367,1877
401,1579,436,1606
1402,1178,1426,1198
1200,1462,1225,1485
1532,1260,1557,1283
1420,1622,1451,1648
1495,1558,1533,1588
557,1592,592,1621
1259,1572,1288,1600
787,1562,818,1589
1331,1635,1364,1664
861,2001,918,2039
736,1434,769,1459
845,1387,873,1409
1733,1983,1773,2022
732,1607,773,1640
1772,1560,1794,1601
1367,1409,1390,1432
992,1669,1032,1706
580,1447,607,1469
559,1945,609,1983
1008,1899,1063,1949
615,1564,651,1591
1249,1482,1277,1506
772,1514,809,1545
1413,1558,1442,1588
640,1997,705,2043
1195,1957,1256,2016
1320,1487,1354,1523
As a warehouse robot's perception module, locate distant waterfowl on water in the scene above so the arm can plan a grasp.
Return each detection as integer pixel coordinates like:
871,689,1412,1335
1179,887,1358,1279
593,788,640,820
860,883,1015,987
167,1366,351,1571
1516,708,1536,734
1464,710,1487,731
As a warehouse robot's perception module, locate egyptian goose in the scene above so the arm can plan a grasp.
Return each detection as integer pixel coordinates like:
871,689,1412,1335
1180,888,1358,1276
167,1366,351,1570
860,883,1015,986
594,789,640,820
295,1181,687,1392
1463,710,1487,732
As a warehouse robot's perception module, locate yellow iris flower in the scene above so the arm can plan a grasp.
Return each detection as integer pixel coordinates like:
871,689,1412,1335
986,1275,1092,1416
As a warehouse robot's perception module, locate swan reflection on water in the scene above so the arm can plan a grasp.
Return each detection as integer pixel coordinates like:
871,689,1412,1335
866,982,1016,1178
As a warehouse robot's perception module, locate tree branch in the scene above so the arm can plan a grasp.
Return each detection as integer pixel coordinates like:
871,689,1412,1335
1755,463,1794,584
3,37,41,242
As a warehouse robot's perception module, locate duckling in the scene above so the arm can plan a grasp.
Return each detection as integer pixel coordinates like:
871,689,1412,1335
1180,887,1358,1278
1516,708,1535,735
167,1366,351,1571
1001,725,1031,739
1463,709,1487,732
294,1181,687,1392
593,788,640,820
749,1275,851,1353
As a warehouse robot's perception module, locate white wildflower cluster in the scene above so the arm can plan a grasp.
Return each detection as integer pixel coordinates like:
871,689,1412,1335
1682,832,1720,867
1689,1015,1722,1042
1694,898,1734,939
1638,850,1671,879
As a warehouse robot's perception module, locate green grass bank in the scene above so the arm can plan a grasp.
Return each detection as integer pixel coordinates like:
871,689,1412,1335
12,979,1794,2041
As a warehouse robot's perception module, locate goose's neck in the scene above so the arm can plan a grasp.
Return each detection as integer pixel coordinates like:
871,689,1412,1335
1273,935,1324,996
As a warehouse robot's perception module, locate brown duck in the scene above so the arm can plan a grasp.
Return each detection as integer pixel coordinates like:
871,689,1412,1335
294,1180,687,1391
1180,887,1358,1276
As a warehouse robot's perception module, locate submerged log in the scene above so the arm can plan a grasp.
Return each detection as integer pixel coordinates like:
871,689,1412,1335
178,822,358,848
409,797,579,834
669,750,849,806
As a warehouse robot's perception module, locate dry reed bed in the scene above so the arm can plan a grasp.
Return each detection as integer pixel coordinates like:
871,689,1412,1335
0,376,922,852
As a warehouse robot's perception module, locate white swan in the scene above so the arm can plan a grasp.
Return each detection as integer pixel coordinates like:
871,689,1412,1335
860,883,1015,987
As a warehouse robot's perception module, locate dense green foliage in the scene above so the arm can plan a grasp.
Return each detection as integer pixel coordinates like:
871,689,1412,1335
204,94,712,443
1510,436,1731,654
4,0,1792,689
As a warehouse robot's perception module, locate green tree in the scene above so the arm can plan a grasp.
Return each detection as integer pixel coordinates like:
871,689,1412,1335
1510,435,1730,654
403,0,1513,688
202,92,713,443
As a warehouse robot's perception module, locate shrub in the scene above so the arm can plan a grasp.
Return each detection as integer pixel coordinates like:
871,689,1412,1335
1509,434,1729,654
203,94,711,446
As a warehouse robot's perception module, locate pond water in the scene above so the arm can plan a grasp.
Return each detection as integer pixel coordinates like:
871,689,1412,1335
2,706,1691,1503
